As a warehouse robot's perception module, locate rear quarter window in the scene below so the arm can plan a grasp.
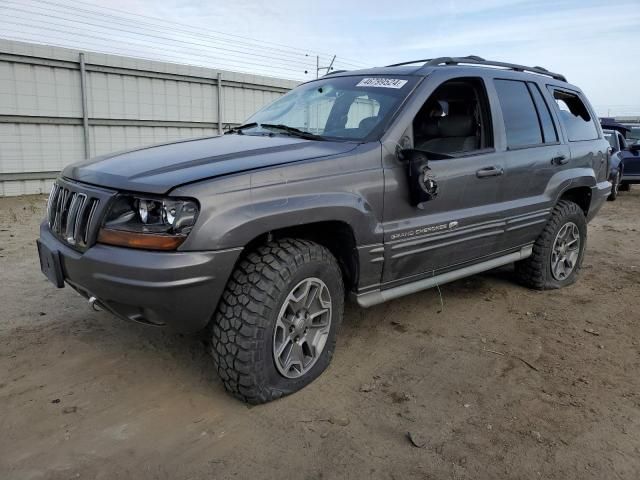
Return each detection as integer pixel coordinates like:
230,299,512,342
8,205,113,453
548,88,599,141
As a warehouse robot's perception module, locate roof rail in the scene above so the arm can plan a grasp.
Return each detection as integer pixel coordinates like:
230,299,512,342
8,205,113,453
323,69,349,77
386,55,567,82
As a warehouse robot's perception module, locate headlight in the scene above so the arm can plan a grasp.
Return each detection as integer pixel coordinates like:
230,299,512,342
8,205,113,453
97,195,199,250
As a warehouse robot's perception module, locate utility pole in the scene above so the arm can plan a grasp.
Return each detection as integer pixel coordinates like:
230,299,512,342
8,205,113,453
316,55,336,78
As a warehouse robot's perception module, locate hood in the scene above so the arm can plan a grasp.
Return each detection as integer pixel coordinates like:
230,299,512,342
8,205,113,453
63,134,358,194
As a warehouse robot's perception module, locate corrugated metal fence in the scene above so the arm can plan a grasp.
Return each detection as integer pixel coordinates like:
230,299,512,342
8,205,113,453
0,39,298,196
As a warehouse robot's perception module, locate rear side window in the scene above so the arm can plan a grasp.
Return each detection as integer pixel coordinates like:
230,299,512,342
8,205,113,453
549,89,598,141
494,79,542,148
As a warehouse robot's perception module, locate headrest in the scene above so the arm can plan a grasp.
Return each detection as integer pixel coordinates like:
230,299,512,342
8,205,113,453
438,114,475,137
419,118,440,137
358,116,379,131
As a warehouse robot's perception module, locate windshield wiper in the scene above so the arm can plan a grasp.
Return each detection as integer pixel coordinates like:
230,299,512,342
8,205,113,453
225,122,258,135
226,122,325,140
260,124,325,141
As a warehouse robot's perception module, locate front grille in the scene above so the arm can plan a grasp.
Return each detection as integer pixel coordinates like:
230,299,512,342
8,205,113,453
47,181,102,249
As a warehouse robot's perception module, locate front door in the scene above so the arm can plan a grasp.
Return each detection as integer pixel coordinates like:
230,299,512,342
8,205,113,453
380,74,507,286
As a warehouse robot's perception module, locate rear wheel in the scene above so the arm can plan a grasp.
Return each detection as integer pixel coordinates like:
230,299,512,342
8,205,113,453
515,200,587,290
209,238,344,404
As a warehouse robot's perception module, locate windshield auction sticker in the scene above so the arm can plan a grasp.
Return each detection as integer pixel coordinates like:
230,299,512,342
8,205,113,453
356,78,408,89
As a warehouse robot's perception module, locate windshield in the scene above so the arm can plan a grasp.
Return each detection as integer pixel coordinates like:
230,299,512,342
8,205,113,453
243,75,419,141
627,126,640,144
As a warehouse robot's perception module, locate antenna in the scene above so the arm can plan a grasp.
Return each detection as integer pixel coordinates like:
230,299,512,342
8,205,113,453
316,55,337,78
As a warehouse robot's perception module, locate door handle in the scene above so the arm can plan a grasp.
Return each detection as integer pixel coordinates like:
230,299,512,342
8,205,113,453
551,155,569,165
476,166,504,178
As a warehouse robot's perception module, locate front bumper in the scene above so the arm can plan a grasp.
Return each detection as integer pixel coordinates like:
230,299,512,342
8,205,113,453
38,222,242,333
587,180,612,222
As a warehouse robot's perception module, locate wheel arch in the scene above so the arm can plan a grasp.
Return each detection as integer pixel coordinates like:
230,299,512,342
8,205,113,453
558,186,592,216
242,220,360,292
550,168,598,217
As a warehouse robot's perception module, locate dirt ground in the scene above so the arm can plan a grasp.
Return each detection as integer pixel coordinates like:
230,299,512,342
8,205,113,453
1,191,639,480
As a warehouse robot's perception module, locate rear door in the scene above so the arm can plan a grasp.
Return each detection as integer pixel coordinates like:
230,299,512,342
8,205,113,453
491,78,570,251
547,87,609,184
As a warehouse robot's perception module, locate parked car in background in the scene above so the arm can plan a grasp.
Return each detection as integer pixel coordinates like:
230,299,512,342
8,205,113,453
620,141,640,190
609,127,640,192
600,117,630,137
603,129,626,200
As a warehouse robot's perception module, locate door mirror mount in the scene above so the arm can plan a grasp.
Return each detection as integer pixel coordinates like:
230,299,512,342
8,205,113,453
400,149,439,206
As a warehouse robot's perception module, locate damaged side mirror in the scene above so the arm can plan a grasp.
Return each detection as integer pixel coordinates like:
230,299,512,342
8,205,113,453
399,149,439,207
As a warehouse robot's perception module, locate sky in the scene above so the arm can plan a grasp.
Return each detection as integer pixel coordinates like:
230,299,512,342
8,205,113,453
1,0,639,115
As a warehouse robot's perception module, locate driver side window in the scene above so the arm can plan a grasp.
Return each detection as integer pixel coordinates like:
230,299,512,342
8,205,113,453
412,77,493,155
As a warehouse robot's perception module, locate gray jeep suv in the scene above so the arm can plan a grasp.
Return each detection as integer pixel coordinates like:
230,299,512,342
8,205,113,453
37,56,611,403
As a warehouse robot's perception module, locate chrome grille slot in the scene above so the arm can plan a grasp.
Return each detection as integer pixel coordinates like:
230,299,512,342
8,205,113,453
46,183,60,226
71,194,87,243
46,181,104,250
64,192,86,245
81,198,100,245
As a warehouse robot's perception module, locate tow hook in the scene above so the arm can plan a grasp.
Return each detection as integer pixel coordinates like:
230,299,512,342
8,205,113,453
88,296,102,312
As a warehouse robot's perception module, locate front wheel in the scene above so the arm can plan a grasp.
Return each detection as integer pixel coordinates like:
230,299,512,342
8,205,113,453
607,171,621,201
209,239,344,404
515,200,587,290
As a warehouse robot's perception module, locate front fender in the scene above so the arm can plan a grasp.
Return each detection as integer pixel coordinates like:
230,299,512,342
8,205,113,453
609,154,623,178
171,144,385,251
188,190,381,251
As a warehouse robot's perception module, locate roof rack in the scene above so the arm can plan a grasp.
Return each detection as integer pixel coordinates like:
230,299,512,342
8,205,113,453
323,69,349,77
386,55,567,82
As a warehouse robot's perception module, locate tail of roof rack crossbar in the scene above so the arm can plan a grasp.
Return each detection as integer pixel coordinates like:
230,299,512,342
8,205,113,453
386,55,567,82
323,69,349,77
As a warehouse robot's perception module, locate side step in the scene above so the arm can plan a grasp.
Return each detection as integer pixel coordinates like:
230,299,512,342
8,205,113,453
356,246,533,308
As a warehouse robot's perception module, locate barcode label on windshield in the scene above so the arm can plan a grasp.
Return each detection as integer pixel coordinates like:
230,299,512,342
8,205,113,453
356,78,408,89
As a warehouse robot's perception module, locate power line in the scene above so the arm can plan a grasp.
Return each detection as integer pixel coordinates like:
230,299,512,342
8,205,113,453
0,32,306,80
7,0,369,69
0,17,316,77
0,0,366,80
0,8,321,73
2,0,353,69
0,26,311,80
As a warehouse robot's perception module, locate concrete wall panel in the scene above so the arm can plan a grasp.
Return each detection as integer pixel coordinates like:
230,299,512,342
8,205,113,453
0,39,297,196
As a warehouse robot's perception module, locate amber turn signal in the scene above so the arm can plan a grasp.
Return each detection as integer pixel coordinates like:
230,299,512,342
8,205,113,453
97,228,186,251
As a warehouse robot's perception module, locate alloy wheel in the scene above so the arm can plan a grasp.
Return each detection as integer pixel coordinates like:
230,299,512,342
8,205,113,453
272,277,332,378
550,222,581,281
